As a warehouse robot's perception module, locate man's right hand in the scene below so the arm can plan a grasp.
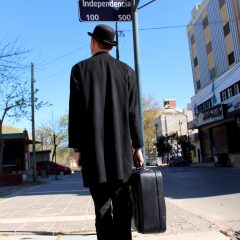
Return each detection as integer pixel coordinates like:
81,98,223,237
133,148,144,168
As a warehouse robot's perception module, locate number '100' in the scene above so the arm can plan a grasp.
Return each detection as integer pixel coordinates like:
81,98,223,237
86,14,99,21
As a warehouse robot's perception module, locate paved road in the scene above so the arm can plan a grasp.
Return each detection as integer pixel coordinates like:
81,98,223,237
0,166,239,239
160,166,240,235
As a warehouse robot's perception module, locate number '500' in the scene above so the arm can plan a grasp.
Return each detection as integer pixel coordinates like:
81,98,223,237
118,14,131,21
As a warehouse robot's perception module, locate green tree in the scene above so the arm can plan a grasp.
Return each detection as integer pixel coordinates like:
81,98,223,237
155,133,179,162
142,95,161,157
177,135,193,164
155,135,172,160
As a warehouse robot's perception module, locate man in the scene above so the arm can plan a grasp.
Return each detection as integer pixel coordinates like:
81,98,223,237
68,24,144,240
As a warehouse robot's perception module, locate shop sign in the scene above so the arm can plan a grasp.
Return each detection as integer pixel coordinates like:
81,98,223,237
197,104,225,126
188,119,198,129
227,98,240,112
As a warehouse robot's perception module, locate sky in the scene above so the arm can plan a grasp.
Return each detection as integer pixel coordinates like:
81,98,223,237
0,0,200,132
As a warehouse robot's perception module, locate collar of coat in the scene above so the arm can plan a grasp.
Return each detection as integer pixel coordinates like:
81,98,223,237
92,51,109,57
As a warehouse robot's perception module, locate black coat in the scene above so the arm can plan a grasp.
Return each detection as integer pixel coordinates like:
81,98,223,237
68,52,143,186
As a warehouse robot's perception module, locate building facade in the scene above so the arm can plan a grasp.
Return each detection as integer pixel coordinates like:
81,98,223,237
187,0,240,166
155,100,200,162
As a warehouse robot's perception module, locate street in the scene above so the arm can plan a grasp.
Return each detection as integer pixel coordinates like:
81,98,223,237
0,166,239,239
160,166,240,238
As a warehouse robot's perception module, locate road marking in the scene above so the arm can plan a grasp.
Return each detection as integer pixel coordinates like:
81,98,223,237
27,190,90,194
0,215,96,224
50,181,84,184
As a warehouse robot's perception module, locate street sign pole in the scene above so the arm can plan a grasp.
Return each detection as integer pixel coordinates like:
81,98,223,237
116,22,120,60
131,0,146,161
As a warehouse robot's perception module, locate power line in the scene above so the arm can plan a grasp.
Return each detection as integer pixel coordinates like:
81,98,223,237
119,18,240,32
191,63,240,106
38,51,91,81
37,44,89,67
31,19,240,71
32,18,240,105
40,65,73,81
33,19,239,71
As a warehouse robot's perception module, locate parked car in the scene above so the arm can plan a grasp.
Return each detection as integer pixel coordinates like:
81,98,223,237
169,156,188,167
214,153,232,167
36,161,71,175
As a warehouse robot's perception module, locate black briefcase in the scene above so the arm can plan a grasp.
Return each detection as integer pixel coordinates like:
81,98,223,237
130,168,166,234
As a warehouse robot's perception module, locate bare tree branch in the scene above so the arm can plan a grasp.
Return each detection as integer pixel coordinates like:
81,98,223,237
0,38,50,173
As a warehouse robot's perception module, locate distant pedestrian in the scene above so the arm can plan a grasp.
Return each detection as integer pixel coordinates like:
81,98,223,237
68,24,144,240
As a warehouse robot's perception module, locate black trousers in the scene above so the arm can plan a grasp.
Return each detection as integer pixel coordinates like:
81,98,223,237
89,181,132,240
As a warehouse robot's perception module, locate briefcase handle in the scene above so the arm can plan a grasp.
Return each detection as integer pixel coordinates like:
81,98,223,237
132,166,150,172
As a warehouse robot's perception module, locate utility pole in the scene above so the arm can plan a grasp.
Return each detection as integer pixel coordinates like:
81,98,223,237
179,120,182,136
31,63,37,181
183,110,190,142
53,134,58,180
116,22,120,60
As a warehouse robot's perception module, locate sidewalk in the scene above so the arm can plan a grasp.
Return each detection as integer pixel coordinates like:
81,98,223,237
0,231,231,240
0,174,232,240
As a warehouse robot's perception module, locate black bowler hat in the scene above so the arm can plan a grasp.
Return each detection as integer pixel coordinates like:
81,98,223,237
88,24,117,46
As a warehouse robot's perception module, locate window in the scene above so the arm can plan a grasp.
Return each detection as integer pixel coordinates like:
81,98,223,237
210,67,216,79
191,35,195,45
197,98,214,112
206,42,213,55
220,90,228,101
194,57,198,67
233,83,239,95
197,105,202,112
206,100,211,108
228,52,235,66
203,16,209,29
223,22,230,37
219,0,225,9
227,87,233,98
220,81,240,102
196,80,201,90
